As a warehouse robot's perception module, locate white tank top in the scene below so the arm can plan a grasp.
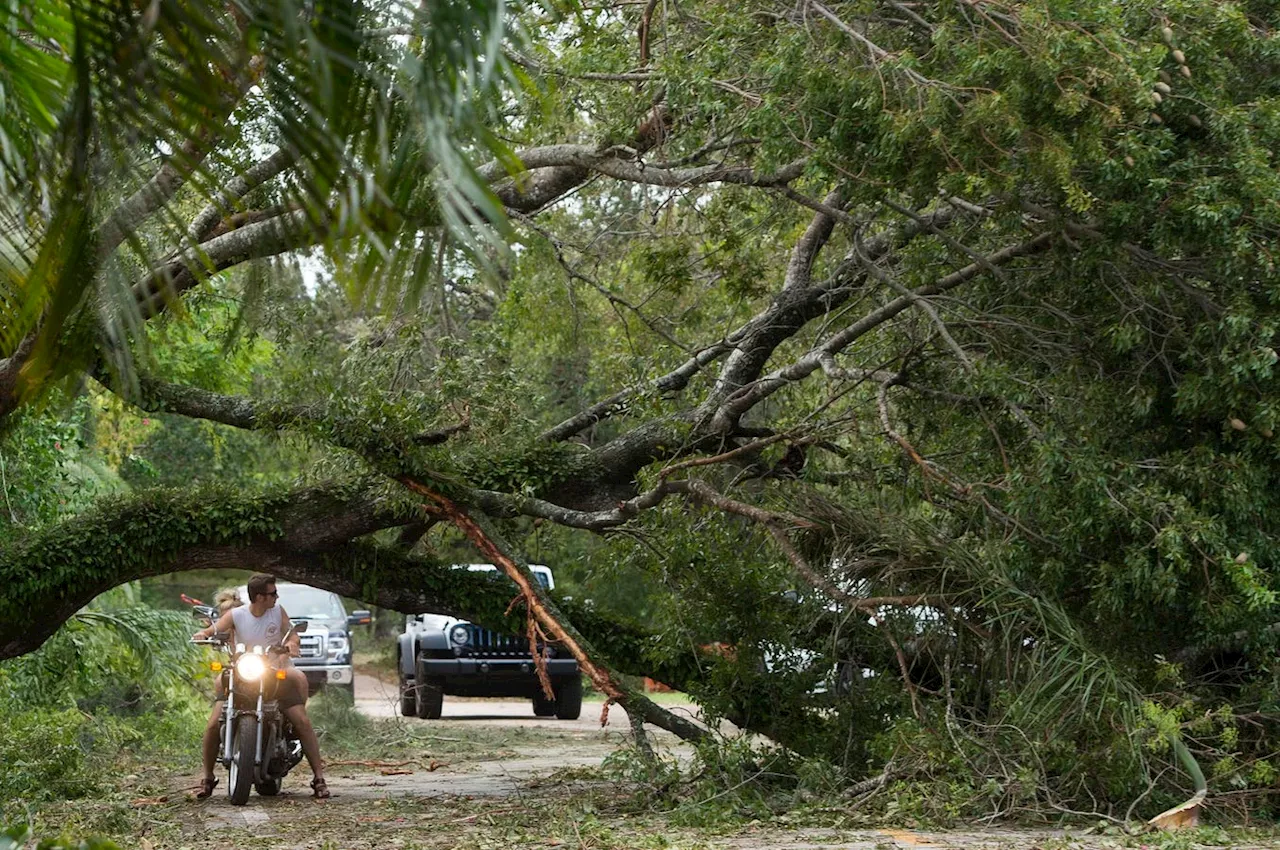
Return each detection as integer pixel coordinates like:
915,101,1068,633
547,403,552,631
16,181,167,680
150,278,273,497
230,605,290,666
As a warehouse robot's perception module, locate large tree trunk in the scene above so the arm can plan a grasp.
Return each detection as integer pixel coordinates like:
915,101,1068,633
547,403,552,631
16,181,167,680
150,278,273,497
0,480,698,691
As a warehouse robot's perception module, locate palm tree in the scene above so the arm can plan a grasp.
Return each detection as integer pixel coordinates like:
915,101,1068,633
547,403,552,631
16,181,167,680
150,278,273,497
0,0,520,423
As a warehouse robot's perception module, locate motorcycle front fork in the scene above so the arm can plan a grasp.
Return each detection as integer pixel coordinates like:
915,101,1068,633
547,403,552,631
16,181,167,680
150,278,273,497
220,670,235,766
254,692,265,766
217,671,266,771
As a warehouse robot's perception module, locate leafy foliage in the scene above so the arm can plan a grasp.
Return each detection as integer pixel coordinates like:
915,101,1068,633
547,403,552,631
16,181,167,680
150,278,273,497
0,0,532,406
0,597,205,809
11,0,1280,825
0,823,120,850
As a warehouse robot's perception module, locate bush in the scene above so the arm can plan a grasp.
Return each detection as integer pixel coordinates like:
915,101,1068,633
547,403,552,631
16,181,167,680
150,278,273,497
0,709,105,803
307,688,373,753
1,822,121,850
604,734,850,828
0,603,207,809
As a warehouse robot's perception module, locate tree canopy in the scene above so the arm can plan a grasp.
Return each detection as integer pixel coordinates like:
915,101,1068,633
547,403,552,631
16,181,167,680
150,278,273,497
5,0,1280,819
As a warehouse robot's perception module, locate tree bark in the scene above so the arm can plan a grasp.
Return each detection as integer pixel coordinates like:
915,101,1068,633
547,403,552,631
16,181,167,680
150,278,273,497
0,481,706,705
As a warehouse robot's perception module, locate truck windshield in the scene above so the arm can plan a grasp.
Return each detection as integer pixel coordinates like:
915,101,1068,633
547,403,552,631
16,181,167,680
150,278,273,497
278,587,345,620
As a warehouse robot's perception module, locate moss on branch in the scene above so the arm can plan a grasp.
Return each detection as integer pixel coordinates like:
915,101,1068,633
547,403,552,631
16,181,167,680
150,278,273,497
0,480,708,696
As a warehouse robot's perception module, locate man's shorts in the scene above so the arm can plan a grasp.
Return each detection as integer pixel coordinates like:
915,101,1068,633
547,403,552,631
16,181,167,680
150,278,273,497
276,671,306,709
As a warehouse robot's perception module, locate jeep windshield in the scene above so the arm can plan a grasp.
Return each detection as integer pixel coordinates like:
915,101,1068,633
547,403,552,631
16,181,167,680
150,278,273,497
464,564,552,589
479,570,551,589
278,587,345,620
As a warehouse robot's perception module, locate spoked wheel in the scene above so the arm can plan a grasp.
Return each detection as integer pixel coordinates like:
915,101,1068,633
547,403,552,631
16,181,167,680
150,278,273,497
228,718,257,806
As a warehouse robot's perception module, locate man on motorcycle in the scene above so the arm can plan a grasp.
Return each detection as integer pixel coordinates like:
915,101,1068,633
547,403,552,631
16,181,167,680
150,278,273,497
192,573,330,799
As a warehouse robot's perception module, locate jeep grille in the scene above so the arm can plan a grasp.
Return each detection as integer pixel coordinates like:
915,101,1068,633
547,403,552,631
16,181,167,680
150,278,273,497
462,624,528,657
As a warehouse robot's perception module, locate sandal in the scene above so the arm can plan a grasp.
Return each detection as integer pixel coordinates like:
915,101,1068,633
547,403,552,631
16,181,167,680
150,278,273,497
196,776,219,799
311,777,330,799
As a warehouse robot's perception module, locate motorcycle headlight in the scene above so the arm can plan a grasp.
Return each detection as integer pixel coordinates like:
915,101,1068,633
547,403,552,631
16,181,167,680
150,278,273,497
235,653,266,681
450,624,470,646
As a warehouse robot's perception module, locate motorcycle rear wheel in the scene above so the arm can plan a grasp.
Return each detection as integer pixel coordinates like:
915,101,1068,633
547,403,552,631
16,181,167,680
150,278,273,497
255,778,282,796
228,718,257,806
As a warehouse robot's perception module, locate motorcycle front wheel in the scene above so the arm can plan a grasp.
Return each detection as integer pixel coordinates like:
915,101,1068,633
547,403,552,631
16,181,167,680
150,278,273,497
228,717,257,806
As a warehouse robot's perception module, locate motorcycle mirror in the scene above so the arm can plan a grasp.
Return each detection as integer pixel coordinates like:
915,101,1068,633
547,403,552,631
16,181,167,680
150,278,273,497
191,604,218,621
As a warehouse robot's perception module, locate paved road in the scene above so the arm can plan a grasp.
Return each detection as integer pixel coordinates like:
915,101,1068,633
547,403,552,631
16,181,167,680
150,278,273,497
352,671,698,733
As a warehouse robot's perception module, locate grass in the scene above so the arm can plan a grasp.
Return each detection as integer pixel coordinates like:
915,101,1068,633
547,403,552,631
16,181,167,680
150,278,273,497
351,630,398,682
12,692,1280,850
12,711,1280,850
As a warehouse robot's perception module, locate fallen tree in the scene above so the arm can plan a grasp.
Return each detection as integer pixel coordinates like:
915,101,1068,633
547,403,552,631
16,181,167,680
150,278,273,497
0,477,722,742
6,0,1280,822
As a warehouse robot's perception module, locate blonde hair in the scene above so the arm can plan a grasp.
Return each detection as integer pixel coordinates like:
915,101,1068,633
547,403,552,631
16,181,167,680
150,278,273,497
214,588,243,614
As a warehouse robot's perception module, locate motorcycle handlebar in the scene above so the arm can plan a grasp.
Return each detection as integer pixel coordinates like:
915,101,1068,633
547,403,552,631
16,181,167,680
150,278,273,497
190,631,231,646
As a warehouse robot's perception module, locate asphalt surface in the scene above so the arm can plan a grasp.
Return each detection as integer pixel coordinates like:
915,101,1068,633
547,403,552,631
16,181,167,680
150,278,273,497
352,671,698,732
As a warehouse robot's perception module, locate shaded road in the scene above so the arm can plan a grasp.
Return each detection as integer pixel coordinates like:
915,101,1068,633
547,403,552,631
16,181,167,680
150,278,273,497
352,671,699,733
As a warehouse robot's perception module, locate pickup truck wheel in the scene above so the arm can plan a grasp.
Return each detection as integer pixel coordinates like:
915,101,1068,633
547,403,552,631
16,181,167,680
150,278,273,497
554,676,583,721
414,656,444,719
399,675,417,717
532,691,556,717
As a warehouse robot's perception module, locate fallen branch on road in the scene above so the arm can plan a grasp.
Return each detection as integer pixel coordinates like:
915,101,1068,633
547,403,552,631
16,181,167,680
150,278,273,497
405,480,712,745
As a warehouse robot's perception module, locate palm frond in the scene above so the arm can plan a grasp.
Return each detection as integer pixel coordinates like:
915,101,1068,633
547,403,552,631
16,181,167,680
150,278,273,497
0,0,531,414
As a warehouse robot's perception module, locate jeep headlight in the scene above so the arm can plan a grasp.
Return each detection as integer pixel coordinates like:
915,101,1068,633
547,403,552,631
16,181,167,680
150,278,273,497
449,624,470,646
235,653,266,681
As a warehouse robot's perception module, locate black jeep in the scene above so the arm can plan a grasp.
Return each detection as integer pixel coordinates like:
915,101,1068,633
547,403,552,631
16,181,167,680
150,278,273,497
396,564,582,720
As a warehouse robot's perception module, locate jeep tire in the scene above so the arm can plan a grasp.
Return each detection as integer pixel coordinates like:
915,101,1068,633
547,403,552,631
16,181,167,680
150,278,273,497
532,691,556,717
554,675,583,720
399,674,417,717
414,655,444,719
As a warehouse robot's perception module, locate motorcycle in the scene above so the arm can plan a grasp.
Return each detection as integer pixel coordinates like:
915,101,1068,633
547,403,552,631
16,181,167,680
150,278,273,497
190,605,308,805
